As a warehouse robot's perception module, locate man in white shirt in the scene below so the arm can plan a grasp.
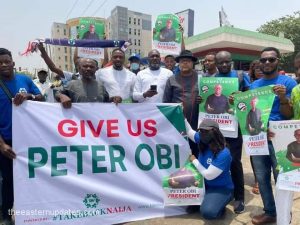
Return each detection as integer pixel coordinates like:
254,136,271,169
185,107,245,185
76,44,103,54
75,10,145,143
133,50,173,103
33,69,55,102
96,49,136,103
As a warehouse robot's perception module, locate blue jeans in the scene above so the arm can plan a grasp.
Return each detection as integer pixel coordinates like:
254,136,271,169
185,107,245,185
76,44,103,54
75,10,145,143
251,141,278,217
200,187,233,219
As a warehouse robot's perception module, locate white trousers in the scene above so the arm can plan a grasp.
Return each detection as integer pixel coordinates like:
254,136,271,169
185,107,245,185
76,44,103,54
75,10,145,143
275,185,293,225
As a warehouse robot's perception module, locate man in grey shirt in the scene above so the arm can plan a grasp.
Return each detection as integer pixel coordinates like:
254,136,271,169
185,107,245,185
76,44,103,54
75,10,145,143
56,58,110,107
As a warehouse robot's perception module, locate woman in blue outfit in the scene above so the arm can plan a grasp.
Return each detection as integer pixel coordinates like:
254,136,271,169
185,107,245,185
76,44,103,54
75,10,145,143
185,119,234,219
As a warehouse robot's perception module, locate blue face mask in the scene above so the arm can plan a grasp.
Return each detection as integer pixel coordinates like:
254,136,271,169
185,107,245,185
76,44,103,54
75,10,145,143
130,63,140,71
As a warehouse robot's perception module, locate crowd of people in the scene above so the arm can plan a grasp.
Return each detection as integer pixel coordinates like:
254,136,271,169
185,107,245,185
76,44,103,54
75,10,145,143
0,40,300,225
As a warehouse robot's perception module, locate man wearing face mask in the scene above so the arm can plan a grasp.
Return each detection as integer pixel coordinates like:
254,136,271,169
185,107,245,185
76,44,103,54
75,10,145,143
133,49,173,103
128,54,141,75
96,48,136,103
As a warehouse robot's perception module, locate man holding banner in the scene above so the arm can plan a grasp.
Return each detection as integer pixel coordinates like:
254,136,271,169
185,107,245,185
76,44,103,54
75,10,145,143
250,47,297,225
214,50,250,214
55,58,110,106
0,48,44,225
96,48,136,103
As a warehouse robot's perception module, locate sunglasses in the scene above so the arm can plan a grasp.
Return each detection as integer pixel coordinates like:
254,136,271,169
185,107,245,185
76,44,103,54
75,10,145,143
259,57,278,63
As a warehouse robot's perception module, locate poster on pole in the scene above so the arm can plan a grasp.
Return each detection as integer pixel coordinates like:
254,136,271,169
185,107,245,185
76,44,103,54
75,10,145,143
234,86,275,155
13,102,204,225
198,77,239,138
153,14,182,55
270,120,300,192
78,18,105,60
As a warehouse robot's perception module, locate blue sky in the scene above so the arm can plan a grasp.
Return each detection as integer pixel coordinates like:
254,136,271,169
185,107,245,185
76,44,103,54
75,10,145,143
1,0,300,72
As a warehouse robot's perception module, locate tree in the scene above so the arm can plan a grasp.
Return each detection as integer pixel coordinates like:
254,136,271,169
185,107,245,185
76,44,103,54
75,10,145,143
257,11,300,72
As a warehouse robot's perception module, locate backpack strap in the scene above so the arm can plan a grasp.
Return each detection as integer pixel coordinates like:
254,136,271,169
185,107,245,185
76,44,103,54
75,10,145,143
0,79,13,102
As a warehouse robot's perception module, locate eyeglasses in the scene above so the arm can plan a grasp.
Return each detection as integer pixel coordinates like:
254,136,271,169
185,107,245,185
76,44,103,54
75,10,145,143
259,57,278,63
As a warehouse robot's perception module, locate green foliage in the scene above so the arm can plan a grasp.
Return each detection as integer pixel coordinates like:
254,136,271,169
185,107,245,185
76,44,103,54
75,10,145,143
257,11,300,72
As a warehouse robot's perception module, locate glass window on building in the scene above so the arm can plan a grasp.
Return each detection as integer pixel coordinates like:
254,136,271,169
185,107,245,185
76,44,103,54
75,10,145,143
58,47,60,51
129,17,131,24
138,19,140,25
134,18,136,25
138,40,140,46
138,49,141,54
129,49,132,55
134,39,136,45
64,47,67,53
65,56,68,61
134,29,136,35
57,29,60,33
64,29,67,35
129,28,131,34
59,56,61,60
138,29,140,36
65,65,68,70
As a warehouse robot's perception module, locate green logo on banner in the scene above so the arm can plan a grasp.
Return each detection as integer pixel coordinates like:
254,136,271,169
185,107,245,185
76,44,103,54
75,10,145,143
83,194,100,208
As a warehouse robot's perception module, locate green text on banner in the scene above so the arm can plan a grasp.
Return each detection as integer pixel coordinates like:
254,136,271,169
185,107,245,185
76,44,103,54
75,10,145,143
12,102,203,225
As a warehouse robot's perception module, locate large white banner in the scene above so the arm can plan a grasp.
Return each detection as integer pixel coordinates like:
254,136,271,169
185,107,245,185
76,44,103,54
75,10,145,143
12,102,198,225
270,120,300,192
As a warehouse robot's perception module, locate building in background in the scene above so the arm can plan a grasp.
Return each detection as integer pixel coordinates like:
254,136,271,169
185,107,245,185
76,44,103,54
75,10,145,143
50,23,71,72
185,26,294,71
50,7,151,72
175,9,194,38
106,6,152,58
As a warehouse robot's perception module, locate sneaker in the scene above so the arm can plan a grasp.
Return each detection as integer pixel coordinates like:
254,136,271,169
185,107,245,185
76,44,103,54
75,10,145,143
234,200,245,214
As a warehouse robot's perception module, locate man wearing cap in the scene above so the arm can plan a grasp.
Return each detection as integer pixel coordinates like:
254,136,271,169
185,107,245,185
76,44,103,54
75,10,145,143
128,54,141,75
133,49,173,103
163,50,200,157
33,69,55,102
